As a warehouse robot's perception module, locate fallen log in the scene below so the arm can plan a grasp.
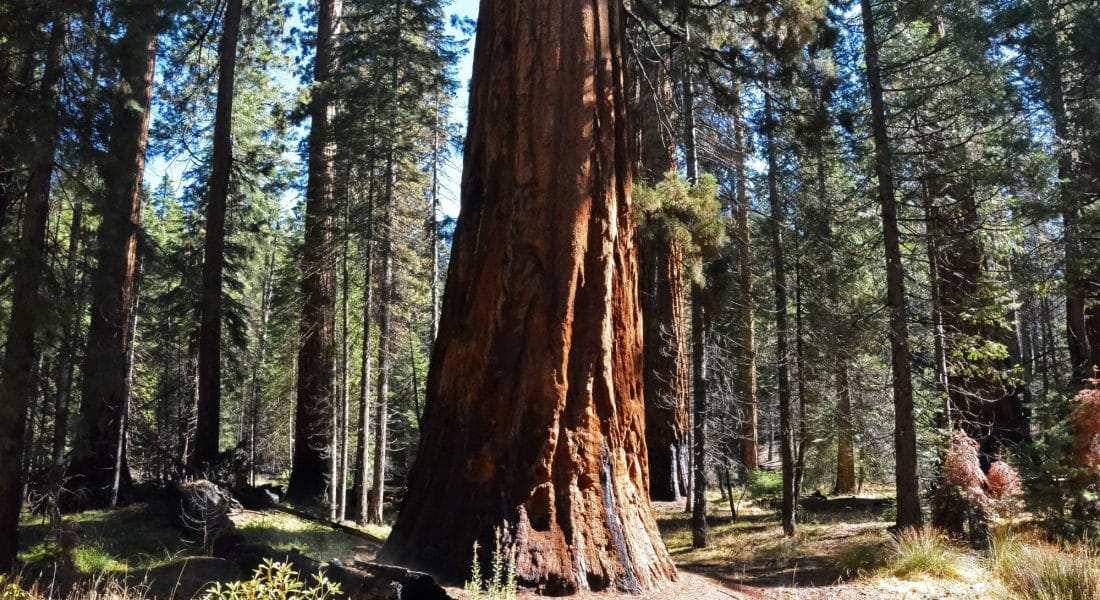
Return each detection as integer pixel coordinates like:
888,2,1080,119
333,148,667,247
798,495,894,512
214,539,451,600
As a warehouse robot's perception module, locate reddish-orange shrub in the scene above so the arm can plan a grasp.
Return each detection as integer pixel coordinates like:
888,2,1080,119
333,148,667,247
933,431,988,535
942,430,988,504
1071,388,1100,469
986,460,1024,518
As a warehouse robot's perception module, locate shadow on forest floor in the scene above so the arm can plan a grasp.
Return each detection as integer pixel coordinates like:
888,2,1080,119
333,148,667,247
653,492,895,591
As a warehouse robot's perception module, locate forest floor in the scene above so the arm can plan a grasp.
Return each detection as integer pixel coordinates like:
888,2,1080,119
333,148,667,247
11,489,1037,599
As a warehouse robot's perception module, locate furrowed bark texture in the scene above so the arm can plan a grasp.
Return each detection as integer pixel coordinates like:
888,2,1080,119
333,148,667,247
288,0,341,505
68,3,157,508
636,52,688,502
378,0,676,593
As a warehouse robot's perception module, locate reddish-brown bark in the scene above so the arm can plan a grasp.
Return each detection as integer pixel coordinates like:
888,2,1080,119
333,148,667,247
378,0,676,592
288,0,341,506
731,89,758,481
67,4,158,508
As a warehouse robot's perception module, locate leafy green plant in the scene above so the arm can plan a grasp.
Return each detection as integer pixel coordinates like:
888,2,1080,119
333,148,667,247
747,470,783,500
465,530,517,600
202,560,342,600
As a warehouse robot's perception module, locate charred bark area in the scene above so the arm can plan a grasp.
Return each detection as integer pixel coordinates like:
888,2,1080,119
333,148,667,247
640,242,689,502
287,0,341,506
634,54,688,503
931,183,1028,461
378,0,676,592
67,4,158,509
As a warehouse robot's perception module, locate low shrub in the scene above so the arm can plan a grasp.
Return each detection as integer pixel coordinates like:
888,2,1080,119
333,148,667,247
465,530,518,600
747,470,783,500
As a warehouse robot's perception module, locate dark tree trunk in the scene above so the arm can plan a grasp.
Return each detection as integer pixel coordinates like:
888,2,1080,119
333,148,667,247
377,0,676,592
53,202,84,468
354,164,376,524
1035,0,1089,384
68,4,158,509
834,361,856,494
636,49,688,502
859,0,921,529
367,156,394,526
287,0,341,506
0,15,65,571
195,0,244,469
764,84,796,537
732,88,758,481
680,1,708,550
690,286,709,549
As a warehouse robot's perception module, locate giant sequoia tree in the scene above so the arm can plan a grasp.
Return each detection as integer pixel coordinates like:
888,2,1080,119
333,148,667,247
288,0,340,505
67,0,160,508
378,0,676,592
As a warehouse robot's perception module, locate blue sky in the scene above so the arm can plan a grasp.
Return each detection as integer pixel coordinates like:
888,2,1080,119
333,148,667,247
145,0,480,219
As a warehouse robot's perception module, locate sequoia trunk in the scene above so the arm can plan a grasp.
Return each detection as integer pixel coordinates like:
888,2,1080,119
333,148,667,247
288,0,341,505
377,0,676,592
68,4,157,508
636,48,688,502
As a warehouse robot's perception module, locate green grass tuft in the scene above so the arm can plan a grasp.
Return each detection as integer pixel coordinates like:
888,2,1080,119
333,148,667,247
989,533,1100,600
888,527,963,580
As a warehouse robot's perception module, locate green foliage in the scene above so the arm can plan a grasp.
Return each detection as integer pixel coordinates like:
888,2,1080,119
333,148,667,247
202,560,342,600
747,470,783,500
633,171,726,285
464,532,517,600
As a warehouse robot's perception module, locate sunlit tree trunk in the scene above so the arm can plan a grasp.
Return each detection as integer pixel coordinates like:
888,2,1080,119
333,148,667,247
195,0,244,469
860,0,921,529
69,3,158,508
288,0,341,506
377,0,676,591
